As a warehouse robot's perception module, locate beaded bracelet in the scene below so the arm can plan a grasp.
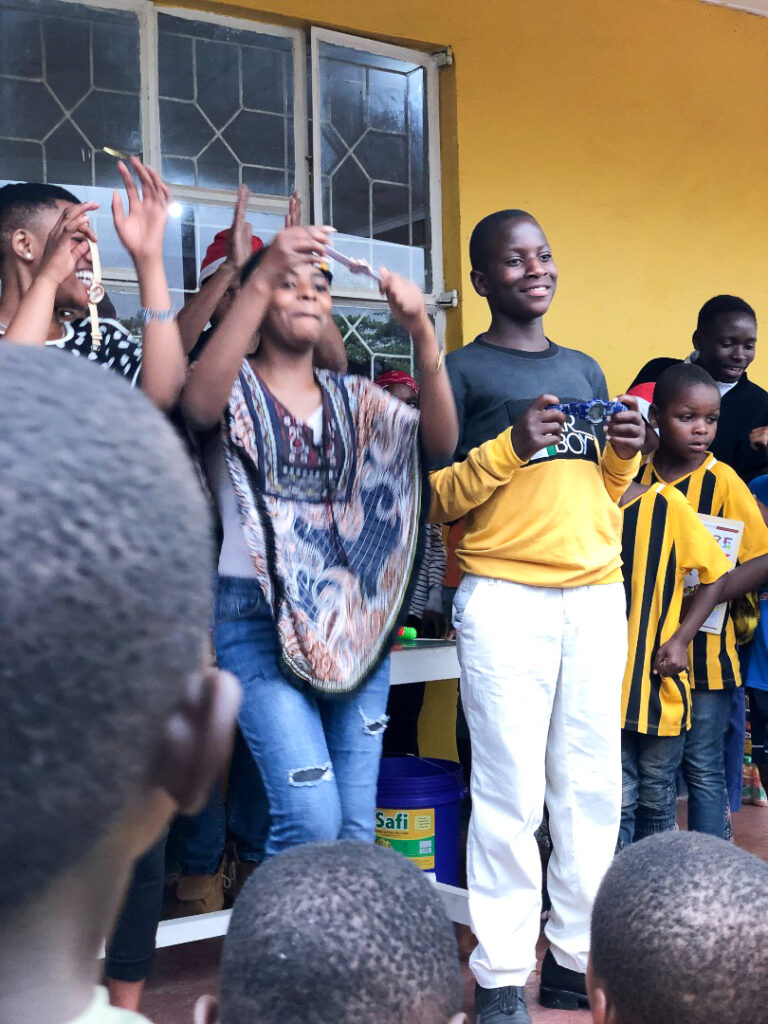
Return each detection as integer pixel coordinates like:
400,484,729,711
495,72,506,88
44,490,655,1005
137,306,174,324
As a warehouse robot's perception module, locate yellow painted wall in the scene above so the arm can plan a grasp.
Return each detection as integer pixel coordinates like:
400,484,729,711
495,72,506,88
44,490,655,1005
171,0,768,392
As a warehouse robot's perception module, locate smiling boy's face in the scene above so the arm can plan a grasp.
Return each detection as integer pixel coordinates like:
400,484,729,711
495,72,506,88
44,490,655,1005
27,200,94,313
470,217,558,321
693,311,757,385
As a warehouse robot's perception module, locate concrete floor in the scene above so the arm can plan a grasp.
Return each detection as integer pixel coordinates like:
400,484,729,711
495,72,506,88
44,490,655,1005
142,803,768,1023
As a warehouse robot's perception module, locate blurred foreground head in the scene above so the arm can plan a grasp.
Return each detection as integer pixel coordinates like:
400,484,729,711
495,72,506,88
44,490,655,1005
207,840,465,1024
589,831,768,1024
0,344,238,920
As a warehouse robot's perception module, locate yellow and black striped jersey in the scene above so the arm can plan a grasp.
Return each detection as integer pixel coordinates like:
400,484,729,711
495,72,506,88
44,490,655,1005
622,483,731,735
637,454,768,691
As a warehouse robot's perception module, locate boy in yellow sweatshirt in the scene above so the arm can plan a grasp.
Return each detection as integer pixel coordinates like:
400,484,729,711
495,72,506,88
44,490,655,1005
430,209,644,1023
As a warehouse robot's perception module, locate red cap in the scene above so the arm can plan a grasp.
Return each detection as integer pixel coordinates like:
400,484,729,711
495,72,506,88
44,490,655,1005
374,369,420,396
199,229,264,285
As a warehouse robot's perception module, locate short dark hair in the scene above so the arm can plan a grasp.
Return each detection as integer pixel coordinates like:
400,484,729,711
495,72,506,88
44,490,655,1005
591,832,768,1024
219,841,463,1024
0,182,81,265
469,208,537,271
0,345,212,914
697,294,756,332
652,361,719,410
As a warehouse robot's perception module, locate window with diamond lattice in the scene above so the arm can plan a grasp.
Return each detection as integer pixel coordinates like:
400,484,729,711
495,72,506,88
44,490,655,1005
0,1,445,369
313,35,434,295
333,306,414,379
0,0,142,189
158,14,295,196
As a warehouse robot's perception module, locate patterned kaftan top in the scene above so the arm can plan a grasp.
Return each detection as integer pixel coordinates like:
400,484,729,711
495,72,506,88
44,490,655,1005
222,364,422,694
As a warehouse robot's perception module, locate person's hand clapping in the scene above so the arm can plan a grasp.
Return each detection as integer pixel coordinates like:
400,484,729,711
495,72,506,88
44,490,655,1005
750,426,768,452
37,201,99,299
112,157,171,264
252,226,332,290
511,395,565,462
285,190,302,228
225,185,253,272
605,394,645,461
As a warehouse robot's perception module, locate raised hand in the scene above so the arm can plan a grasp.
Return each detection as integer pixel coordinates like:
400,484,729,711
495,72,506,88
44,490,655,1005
285,190,302,228
378,268,431,337
511,395,565,462
37,201,99,298
112,157,171,264
253,226,332,289
226,185,253,271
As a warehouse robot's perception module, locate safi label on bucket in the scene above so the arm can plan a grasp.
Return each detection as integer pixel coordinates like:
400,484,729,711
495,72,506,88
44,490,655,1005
376,756,465,886
375,808,436,870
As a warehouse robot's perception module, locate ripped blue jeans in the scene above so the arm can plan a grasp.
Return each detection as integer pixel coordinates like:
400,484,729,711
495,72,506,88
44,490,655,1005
214,576,390,858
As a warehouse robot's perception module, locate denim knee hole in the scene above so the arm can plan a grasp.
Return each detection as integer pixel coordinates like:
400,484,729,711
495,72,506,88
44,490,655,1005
288,762,334,787
359,706,389,736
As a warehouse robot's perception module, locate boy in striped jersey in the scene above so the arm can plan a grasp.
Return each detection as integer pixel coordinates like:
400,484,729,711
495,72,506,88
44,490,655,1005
637,363,768,836
618,480,732,847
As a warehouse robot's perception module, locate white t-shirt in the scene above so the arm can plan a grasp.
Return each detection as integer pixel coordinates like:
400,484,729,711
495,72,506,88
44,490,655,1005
67,988,151,1024
208,404,324,578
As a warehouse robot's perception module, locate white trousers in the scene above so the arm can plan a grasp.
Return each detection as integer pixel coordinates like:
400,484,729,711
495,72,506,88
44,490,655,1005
453,576,626,988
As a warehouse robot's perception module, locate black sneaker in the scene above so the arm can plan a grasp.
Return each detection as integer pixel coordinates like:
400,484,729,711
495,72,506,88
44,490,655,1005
475,983,531,1023
539,947,590,1010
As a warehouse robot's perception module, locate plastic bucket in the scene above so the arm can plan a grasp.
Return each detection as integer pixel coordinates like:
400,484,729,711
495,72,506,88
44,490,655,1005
375,756,465,886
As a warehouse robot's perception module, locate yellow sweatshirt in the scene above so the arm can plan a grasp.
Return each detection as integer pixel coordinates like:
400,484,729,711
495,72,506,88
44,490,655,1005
429,427,639,588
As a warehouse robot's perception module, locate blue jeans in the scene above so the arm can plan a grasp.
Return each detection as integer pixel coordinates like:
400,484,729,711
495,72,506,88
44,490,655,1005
682,689,732,836
724,686,746,811
214,575,390,857
168,728,270,875
619,729,685,849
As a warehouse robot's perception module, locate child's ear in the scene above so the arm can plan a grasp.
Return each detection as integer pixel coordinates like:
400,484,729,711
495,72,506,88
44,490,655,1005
10,227,35,265
470,268,489,298
648,403,660,430
587,958,620,1024
193,994,219,1024
152,666,241,814
692,328,702,353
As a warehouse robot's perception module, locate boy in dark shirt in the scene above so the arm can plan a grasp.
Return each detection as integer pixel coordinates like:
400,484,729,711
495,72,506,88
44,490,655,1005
629,295,768,483
432,209,644,1023
0,160,186,410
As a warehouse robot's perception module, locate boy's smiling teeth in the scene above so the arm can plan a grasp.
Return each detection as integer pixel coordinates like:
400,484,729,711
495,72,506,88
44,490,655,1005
75,270,93,284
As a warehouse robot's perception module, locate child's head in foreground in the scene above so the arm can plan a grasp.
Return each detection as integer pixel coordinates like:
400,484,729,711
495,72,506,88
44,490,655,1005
0,346,239,934
693,294,757,386
196,840,465,1024
588,831,768,1024
468,208,557,320
649,362,721,462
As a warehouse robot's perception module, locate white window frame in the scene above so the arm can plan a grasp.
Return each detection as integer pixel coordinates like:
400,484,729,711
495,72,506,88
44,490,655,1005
57,0,307,220
47,0,445,332
310,26,444,306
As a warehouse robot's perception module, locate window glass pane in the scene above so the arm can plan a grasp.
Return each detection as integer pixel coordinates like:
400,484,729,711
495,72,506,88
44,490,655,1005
158,14,294,196
333,305,416,379
318,41,431,293
0,0,141,188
